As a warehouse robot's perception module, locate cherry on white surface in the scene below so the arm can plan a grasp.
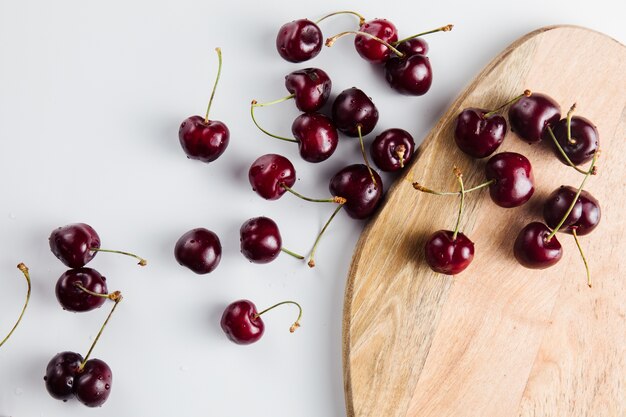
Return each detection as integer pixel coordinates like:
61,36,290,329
0,0,624,416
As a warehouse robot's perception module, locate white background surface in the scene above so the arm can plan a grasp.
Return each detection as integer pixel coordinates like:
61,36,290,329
0,0,624,416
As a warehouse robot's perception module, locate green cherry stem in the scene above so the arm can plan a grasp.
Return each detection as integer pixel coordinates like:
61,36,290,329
204,47,223,123
452,167,465,241
392,24,454,46
281,183,346,204
0,264,31,348
308,203,345,268
357,124,377,186
413,179,494,196
566,103,577,144
546,126,591,175
74,282,122,301
253,300,303,333
571,229,591,288
316,10,365,26
280,247,305,260
80,295,123,370
482,89,532,119
90,248,147,266
250,100,298,143
325,31,405,58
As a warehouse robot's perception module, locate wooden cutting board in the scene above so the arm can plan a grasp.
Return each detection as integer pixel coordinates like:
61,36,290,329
343,25,626,417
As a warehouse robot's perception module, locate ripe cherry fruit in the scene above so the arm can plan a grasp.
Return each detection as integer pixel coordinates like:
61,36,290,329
174,228,222,274
370,128,415,172
485,152,535,208
240,217,304,263
513,222,563,269
55,268,109,312
508,92,561,143
547,103,599,167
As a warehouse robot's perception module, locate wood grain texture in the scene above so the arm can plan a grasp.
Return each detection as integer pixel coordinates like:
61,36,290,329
343,26,626,417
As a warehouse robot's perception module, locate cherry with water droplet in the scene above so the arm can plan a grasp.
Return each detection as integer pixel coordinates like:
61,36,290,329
74,359,112,408
44,351,83,401
276,19,323,63
285,68,332,112
240,217,303,264
354,19,398,63
56,268,108,312
548,104,599,166
174,228,222,274
332,87,379,137
370,128,415,171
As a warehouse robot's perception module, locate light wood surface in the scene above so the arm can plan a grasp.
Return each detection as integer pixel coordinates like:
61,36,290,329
343,25,626,417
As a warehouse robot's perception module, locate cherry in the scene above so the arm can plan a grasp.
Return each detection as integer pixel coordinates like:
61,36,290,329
49,223,146,268
248,154,296,200
220,300,302,345
508,93,561,143
370,128,415,171
74,359,112,407
179,48,229,162
56,268,108,312
285,68,331,112
174,228,222,274
331,87,379,137
354,19,398,63
0,264,31,349
44,351,83,401
513,222,563,269
548,104,599,166
384,54,432,96
425,231,474,274
276,19,323,62
240,217,303,264
395,38,429,56
329,164,383,219
292,113,339,162
543,186,600,236
485,152,535,208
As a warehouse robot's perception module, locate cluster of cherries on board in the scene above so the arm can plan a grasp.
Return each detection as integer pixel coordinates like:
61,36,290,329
413,91,600,285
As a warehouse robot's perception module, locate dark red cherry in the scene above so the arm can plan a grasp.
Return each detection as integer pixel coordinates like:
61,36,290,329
174,228,222,274
514,222,563,269
329,164,383,219
395,38,429,56
508,93,561,143
292,113,338,162
331,88,379,137
354,18,398,63
550,116,599,166
178,116,229,162
384,54,432,96
485,152,535,208
543,186,601,236
49,223,100,268
74,359,112,407
240,217,282,264
44,351,83,401
370,128,415,171
285,68,331,112
424,230,474,275
220,300,264,345
248,154,296,200
454,108,506,158
56,268,108,312
276,19,323,63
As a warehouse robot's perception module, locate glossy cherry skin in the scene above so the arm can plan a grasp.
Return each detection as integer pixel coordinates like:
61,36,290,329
240,217,282,264
56,268,108,312
514,222,563,269
276,19,322,63
220,300,264,345
424,230,474,275
550,116,599,166
50,223,100,268
44,351,83,401
74,359,112,407
178,116,229,163
285,68,331,113
248,154,296,200
485,152,535,208
292,113,338,162
354,19,398,63
543,186,601,236
384,54,432,96
332,88,379,137
454,108,507,158
508,93,561,143
370,128,415,172
174,228,222,274
329,164,383,219
395,38,429,56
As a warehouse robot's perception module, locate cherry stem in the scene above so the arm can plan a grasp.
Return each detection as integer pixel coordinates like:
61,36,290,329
0,264,31,348
204,47,223,123
325,31,404,58
566,103,577,144
413,179,494,196
281,183,346,204
80,295,122,370
315,10,365,26
452,167,465,241
74,282,122,301
254,300,303,333
281,247,305,260
90,248,147,266
482,89,532,119
250,100,298,143
308,203,344,268
357,124,378,187
571,229,591,288
395,144,406,168
546,126,592,175
392,24,454,46
546,151,598,242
